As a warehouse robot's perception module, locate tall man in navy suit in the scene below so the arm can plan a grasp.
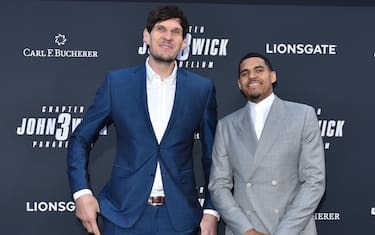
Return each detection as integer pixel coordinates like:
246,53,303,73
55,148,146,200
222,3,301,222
67,5,218,235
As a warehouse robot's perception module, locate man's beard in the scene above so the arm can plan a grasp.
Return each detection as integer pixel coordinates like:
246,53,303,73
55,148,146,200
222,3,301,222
152,53,176,63
240,90,261,101
249,93,261,100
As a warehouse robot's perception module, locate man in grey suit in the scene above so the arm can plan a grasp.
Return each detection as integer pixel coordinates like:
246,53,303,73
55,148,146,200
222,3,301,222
208,52,325,235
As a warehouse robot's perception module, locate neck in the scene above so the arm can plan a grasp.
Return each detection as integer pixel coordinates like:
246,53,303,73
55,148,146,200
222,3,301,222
148,57,175,80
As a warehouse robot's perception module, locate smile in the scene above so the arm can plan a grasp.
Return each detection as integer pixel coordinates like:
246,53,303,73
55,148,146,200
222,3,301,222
248,81,261,88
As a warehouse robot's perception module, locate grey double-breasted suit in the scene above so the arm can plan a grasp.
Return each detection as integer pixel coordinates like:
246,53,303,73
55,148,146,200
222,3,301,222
208,96,325,235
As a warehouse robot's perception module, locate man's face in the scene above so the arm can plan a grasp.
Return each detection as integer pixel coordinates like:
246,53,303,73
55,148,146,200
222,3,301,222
238,57,276,103
143,18,187,63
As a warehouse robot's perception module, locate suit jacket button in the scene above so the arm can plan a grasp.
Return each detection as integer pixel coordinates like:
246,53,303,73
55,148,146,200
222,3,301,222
271,180,278,186
247,182,252,188
274,209,279,214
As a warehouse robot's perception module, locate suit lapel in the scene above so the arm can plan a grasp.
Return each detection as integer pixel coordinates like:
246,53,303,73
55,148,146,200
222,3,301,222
234,105,258,175
249,96,287,177
159,69,186,145
133,65,159,144
237,105,258,154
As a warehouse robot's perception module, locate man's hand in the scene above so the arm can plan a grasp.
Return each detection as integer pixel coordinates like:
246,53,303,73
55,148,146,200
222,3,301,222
75,194,101,235
243,229,268,235
200,214,217,235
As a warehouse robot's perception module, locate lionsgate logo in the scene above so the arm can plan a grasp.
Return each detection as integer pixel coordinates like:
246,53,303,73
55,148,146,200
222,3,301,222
138,25,229,69
26,201,75,212
16,105,107,149
316,108,345,150
265,43,337,55
22,33,99,58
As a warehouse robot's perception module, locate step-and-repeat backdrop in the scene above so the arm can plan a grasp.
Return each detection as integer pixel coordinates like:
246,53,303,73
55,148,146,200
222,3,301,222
1,1,374,234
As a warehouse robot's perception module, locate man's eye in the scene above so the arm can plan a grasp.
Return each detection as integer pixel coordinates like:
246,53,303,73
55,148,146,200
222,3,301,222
172,29,182,35
240,72,248,78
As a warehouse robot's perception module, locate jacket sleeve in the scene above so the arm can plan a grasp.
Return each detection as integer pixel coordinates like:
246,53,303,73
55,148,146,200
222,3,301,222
200,81,218,210
274,106,326,235
66,74,113,195
208,120,254,235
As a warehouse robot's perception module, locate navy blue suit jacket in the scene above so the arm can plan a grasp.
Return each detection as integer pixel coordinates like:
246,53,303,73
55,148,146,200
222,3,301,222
67,65,217,231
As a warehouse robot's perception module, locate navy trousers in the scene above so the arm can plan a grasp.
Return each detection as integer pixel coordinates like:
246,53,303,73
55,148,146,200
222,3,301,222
101,204,198,235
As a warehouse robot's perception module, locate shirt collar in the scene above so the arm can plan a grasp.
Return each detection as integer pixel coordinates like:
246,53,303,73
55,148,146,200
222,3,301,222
145,57,177,85
248,93,275,112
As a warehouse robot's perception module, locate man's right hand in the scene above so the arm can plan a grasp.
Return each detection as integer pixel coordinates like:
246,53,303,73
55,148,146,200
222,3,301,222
75,194,101,235
243,229,268,235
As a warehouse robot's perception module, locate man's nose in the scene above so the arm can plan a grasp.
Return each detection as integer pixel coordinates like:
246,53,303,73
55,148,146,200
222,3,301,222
162,31,173,40
248,71,256,79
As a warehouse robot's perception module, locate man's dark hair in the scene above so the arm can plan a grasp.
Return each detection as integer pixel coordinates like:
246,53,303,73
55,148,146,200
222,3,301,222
146,5,189,38
238,52,273,76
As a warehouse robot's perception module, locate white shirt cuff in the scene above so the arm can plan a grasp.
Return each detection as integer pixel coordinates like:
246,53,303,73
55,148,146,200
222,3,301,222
73,189,93,201
203,209,220,221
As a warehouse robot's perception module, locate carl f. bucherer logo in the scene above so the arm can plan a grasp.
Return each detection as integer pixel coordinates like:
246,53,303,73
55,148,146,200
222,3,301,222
22,33,98,58
54,33,67,46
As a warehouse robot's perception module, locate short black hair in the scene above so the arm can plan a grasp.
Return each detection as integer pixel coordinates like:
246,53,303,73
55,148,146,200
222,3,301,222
145,5,189,38
238,52,273,76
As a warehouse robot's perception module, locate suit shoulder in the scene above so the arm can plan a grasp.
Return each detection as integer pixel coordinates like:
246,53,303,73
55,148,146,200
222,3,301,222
282,100,315,114
178,68,213,85
107,65,144,81
219,106,246,124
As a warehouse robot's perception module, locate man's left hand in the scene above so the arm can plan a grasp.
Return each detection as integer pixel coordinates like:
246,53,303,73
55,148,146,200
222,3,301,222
200,214,217,235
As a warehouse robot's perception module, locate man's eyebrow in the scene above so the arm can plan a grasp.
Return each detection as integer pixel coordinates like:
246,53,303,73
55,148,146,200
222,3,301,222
240,65,265,73
239,68,249,74
254,65,266,69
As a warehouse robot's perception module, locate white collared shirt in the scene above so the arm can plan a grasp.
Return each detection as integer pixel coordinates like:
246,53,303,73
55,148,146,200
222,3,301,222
146,58,177,197
248,93,275,139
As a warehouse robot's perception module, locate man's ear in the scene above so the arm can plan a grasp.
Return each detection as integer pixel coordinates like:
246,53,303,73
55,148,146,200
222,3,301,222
237,79,242,90
180,37,187,51
143,28,150,45
271,71,277,84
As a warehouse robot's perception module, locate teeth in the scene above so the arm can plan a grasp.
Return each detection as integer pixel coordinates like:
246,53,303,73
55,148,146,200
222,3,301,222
249,81,260,87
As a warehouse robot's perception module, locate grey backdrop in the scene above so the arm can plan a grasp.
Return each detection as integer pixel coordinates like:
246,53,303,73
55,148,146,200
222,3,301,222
1,1,374,234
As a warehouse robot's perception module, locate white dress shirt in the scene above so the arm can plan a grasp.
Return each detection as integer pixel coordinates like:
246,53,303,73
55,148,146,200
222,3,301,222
248,93,275,139
146,58,177,197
